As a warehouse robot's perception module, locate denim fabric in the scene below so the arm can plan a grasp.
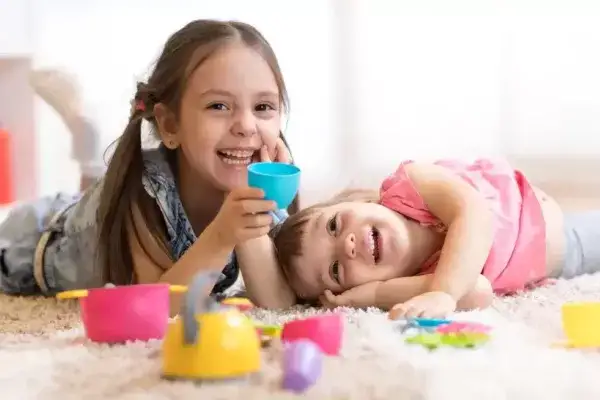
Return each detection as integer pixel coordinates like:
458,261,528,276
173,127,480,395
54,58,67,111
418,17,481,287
560,211,600,279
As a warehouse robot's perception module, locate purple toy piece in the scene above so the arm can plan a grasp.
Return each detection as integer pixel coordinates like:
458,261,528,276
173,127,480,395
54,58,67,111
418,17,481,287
282,339,323,393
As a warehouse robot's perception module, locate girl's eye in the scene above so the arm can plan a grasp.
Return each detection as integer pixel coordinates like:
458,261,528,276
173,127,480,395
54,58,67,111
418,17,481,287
326,213,338,235
330,261,340,284
207,103,229,111
255,103,275,112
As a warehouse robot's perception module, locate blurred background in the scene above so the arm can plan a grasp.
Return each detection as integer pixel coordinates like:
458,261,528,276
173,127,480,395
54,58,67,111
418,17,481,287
1,0,600,212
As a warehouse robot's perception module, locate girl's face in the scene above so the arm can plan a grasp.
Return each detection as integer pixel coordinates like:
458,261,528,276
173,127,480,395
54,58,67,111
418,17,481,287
160,42,282,191
290,202,414,300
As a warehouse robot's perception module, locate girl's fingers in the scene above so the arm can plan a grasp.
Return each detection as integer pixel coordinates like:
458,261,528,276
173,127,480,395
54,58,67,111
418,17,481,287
319,295,334,309
243,213,273,228
389,303,410,320
404,306,422,319
237,199,276,214
325,289,340,305
243,225,272,239
274,139,292,164
229,186,265,200
260,145,271,162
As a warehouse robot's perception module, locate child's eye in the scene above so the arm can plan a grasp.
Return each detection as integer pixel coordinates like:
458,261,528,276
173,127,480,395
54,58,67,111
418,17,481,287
329,261,340,284
255,103,276,112
207,103,229,111
326,213,338,235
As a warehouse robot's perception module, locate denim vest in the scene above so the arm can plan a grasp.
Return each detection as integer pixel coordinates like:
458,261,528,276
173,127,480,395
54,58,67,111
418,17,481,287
142,146,237,294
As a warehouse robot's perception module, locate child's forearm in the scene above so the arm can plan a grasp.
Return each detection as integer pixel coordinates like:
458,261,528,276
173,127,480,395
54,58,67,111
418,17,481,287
375,275,432,310
429,207,494,301
376,274,493,311
158,228,234,316
235,236,296,310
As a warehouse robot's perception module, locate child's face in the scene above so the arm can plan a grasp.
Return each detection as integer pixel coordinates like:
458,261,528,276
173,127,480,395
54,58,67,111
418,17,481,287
173,42,282,191
291,202,413,299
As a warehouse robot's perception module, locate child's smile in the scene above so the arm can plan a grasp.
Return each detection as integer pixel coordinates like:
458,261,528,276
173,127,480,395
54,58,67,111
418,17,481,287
290,201,415,299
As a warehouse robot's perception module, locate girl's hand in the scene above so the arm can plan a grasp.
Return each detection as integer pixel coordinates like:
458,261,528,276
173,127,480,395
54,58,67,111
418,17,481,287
207,187,277,248
260,138,292,164
319,281,381,309
388,291,457,320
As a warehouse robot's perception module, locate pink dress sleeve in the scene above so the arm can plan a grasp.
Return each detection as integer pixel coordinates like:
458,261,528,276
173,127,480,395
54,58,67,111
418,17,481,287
379,161,444,230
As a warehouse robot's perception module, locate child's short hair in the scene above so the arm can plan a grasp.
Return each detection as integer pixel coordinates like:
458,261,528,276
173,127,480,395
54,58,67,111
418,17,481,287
273,188,380,299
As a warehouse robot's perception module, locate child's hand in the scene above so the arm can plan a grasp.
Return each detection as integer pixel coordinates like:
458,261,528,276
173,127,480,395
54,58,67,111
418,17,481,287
260,139,292,164
208,187,276,248
319,281,381,309
389,291,457,320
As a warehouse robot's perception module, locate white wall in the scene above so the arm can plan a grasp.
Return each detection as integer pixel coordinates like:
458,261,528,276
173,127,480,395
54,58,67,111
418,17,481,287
6,0,600,205
341,0,600,187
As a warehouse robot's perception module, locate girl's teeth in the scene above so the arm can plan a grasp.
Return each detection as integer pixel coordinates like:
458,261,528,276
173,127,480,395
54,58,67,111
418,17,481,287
221,149,254,158
218,149,255,165
220,155,252,165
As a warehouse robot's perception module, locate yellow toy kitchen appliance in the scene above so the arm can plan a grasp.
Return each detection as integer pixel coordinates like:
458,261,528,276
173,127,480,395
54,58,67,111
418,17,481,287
162,271,261,380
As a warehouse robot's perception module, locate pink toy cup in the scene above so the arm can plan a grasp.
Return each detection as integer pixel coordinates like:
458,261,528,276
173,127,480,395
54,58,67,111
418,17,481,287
281,314,343,356
59,284,180,343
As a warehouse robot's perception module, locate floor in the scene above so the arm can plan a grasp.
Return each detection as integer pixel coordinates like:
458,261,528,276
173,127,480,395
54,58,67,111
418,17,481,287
2,274,600,399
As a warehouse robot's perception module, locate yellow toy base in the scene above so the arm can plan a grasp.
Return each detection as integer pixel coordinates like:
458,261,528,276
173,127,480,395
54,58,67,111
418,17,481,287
162,309,261,380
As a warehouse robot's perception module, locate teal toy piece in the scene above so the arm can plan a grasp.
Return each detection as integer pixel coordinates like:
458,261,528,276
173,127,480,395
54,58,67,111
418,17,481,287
247,162,301,209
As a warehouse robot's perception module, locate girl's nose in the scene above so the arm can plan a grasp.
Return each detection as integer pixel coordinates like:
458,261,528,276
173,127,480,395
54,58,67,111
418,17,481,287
343,232,357,259
232,110,257,137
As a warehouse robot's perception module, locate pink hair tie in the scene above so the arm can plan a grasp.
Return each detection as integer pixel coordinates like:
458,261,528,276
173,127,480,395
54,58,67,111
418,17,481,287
135,100,146,112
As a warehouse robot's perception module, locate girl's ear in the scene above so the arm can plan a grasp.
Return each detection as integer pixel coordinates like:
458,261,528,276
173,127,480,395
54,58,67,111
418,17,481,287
153,103,180,149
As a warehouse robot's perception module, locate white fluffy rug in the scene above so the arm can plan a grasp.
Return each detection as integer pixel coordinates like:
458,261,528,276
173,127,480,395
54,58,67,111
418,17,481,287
2,274,600,400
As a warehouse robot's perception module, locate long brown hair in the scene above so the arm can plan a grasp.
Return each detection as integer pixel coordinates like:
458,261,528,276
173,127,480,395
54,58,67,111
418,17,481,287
97,20,298,285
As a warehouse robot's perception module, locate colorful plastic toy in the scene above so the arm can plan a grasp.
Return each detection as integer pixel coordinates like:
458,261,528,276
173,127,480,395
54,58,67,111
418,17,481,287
281,314,343,356
436,321,491,334
221,297,254,312
396,317,451,334
55,283,187,343
561,302,600,348
405,333,443,350
247,162,301,209
255,323,282,346
399,317,492,350
405,332,490,350
282,339,323,393
412,317,452,328
162,271,261,381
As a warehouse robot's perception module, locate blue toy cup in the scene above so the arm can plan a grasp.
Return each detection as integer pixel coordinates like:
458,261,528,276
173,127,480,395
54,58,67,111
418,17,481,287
247,162,301,210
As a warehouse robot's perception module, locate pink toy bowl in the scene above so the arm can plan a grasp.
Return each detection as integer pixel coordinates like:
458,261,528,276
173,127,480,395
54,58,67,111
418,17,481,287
281,313,343,356
57,284,185,343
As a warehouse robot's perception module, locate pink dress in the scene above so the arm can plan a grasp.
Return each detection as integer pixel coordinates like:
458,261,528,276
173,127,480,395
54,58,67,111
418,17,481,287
379,159,546,294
